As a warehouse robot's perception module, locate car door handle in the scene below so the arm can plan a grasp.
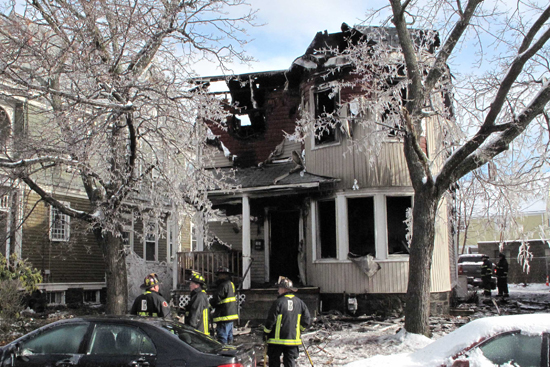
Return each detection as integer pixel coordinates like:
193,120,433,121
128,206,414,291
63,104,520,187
55,359,77,366
131,357,150,366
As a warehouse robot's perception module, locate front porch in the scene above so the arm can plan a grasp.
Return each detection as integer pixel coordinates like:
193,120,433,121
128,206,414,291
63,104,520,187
172,286,320,324
173,250,319,323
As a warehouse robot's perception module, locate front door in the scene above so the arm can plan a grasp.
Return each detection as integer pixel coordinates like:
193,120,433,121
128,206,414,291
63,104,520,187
269,210,300,284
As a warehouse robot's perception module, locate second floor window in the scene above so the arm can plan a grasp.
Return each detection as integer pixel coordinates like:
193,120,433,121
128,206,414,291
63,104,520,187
314,88,340,146
144,222,157,261
50,204,70,242
0,107,10,150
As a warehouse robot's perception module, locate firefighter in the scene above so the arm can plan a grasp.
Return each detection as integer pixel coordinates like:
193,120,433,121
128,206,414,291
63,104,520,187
481,254,494,297
185,272,210,335
496,252,509,297
130,273,171,318
263,276,311,367
210,266,239,344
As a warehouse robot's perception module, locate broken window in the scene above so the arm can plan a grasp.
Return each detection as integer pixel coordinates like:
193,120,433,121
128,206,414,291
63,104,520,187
348,197,375,257
380,83,407,137
313,193,412,261
314,88,339,145
317,199,337,259
386,196,412,255
225,76,269,139
228,111,265,139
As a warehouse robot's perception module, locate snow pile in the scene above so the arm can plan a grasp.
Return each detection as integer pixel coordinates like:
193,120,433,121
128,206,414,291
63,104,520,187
341,313,550,367
301,321,432,366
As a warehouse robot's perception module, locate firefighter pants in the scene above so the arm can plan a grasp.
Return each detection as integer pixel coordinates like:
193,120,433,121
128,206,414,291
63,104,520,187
497,277,509,296
267,344,299,367
482,276,492,296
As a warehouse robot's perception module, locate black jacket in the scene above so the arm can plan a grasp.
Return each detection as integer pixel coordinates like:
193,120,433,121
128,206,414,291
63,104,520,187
130,290,171,318
185,287,210,335
481,259,493,278
497,258,509,278
210,278,238,323
264,293,311,346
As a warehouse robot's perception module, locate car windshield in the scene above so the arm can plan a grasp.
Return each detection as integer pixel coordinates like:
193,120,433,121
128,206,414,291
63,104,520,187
160,322,223,354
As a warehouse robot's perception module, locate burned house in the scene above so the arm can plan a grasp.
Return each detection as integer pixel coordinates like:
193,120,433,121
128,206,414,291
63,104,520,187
177,24,453,318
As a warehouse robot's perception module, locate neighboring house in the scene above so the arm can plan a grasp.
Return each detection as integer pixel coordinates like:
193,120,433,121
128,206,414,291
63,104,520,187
0,98,189,308
183,24,454,317
461,207,549,251
459,199,550,283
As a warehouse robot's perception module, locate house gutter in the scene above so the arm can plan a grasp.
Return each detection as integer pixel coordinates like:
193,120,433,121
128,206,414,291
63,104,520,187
208,181,335,197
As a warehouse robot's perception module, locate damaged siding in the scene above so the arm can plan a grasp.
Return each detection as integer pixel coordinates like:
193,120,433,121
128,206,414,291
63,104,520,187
207,89,301,167
302,78,410,189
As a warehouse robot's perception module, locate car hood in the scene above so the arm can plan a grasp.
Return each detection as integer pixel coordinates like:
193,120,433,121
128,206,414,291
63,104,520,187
345,352,416,367
344,314,550,367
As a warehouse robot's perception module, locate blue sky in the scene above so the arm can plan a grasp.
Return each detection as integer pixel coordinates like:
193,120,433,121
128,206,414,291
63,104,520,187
194,0,541,78
195,0,388,76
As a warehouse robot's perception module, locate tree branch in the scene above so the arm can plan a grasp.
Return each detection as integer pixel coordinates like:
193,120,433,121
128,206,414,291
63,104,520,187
440,15,550,182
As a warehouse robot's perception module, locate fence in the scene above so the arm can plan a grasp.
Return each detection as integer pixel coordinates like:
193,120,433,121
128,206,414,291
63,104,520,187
176,250,242,287
508,256,549,284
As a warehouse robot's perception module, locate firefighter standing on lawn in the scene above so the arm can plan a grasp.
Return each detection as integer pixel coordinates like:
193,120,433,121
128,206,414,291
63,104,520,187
210,267,239,344
130,273,171,318
184,272,210,334
263,276,311,367
481,254,494,297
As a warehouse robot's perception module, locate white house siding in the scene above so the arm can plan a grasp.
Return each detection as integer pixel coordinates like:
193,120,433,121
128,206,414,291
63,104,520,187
205,147,233,168
302,104,452,296
279,139,302,161
429,195,452,292
305,136,411,189
308,260,409,294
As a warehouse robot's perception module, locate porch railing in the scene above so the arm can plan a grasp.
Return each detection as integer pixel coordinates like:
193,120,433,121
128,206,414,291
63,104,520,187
177,250,242,287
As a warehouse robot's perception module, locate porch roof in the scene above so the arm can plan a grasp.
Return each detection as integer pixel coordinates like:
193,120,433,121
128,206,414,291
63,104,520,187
208,162,339,197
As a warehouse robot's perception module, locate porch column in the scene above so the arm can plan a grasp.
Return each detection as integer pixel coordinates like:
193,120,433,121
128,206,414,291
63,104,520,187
195,212,205,251
242,195,251,289
171,210,179,290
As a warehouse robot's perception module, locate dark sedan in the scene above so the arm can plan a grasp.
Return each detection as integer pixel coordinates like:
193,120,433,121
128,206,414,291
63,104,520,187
0,316,256,367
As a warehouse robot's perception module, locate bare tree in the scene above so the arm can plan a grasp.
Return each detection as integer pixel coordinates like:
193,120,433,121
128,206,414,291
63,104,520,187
0,0,256,314
456,168,549,256
295,0,550,335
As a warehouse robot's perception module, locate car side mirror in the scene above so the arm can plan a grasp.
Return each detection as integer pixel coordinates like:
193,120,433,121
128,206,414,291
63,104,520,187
452,360,469,367
12,343,29,363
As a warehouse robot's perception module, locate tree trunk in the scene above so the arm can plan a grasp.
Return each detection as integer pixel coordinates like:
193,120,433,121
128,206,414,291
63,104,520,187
404,188,438,336
100,231,128,315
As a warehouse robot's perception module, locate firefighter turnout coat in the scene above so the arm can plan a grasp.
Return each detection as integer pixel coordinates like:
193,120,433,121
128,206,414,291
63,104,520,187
185,287,210,335
130,290,171,318
210,279,239,323
264,293,311,346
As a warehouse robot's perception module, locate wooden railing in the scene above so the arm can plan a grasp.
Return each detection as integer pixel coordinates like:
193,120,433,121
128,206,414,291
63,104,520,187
177,250,242,287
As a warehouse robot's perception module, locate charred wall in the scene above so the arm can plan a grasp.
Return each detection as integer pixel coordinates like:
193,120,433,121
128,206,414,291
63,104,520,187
208,87,301,168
